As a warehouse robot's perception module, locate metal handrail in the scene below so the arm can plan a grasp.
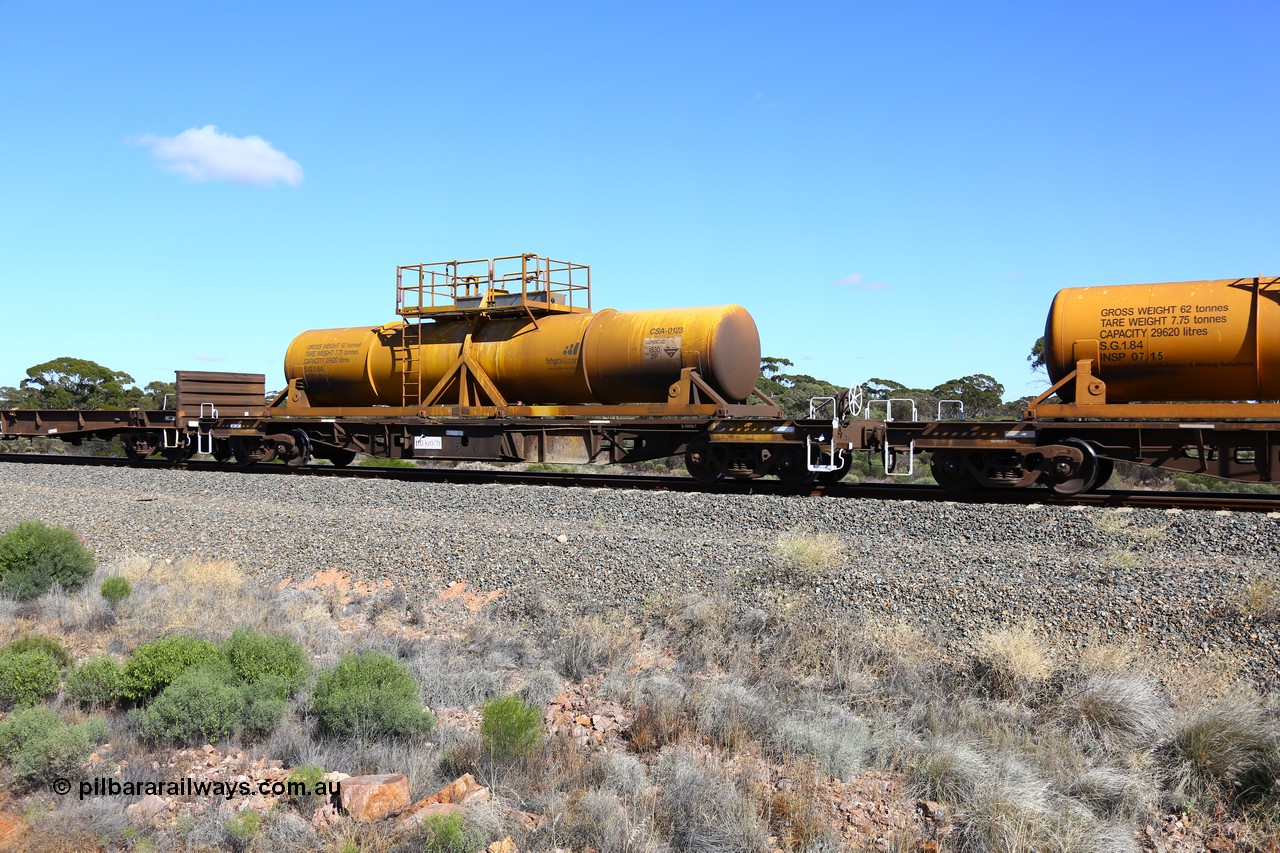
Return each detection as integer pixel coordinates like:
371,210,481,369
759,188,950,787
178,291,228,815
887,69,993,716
396,253,591,317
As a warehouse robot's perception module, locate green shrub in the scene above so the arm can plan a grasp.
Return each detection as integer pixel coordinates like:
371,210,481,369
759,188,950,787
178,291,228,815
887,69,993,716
419,812,485,853
0,521,95,600
223,630,308,693
479,694,543,759
287,764,330,816
120,635,221,702
99,576,132,606
133,661,245,743
0,649,62,708
311,651,435,738
0,707,106,787
225,809,261,846
65,656,123,707
242,675,289,736
4,636,73,670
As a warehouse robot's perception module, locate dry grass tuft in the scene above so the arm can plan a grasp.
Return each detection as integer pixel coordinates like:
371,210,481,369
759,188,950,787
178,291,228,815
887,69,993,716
1063,673,1171,752
1236,574,1280,619
693,679,777,751
972,623,1056,698
771,708,870,781
553,787,656,853
116,557,253,639
1162,692,1280,808
910,737,992,804
557,615,635,681
758,761,837,850
625,674,690,753
1156,655,1245,710
855,618,939,693
1066,765,1158,823
1092,512,1167,545
654,749,769,852
118,555,245,591
771,529,844,575
1078,640,1137,675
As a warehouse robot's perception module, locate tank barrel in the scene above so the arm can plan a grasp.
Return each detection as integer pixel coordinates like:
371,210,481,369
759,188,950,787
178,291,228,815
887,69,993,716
1045,277,1280,403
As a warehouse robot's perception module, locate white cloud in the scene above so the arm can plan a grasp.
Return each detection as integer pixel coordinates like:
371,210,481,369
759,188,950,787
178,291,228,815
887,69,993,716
133,125,303,187
834,273,889,291
192,353,228,362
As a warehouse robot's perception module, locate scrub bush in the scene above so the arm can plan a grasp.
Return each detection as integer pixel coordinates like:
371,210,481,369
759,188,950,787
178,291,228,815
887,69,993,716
4,636,73,669
0,649,62,708
287,764,330,816
223,630,308,693
99,575,132,606
311,651,435,738
0,521,95,600
420,812,485,853
65,656,123,707
480,694,543,759
0,707,107,787
242,675,290,736
134,660,246,743
119,635,221,701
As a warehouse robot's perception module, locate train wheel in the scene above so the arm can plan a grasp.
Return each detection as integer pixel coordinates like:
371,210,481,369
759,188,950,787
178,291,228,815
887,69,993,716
684,437,722,483
286,429,312,469
212,440,232,463
322,448,356,468
1048,438,1101,496
776,448,816,486
122,433,158,463
930,452,979,491
231,439,263,466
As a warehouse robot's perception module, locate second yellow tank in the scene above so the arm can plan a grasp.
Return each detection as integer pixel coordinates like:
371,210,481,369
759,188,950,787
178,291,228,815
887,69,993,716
1044,277,1279,402
283,304,762,407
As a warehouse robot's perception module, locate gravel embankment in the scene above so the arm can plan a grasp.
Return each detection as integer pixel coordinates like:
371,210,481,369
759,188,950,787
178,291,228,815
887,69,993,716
1,462,1276,685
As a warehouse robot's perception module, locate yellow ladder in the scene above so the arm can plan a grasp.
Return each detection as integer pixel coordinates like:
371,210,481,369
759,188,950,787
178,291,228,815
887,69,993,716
401,320,422,408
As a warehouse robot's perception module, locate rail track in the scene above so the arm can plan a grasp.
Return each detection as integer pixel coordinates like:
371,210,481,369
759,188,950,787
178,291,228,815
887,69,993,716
2,452,1278,514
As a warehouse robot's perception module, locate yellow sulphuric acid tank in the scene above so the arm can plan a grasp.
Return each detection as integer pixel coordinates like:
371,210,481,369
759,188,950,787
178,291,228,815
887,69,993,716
1044,277,1280,402
283,305,762,407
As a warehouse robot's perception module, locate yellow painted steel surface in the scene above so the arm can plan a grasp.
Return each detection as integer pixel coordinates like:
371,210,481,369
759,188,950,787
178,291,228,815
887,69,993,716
1045,278,1280,402
283,305,761,406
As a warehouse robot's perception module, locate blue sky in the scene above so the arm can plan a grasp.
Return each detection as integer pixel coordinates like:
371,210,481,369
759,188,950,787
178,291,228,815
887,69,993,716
2,2,1276,401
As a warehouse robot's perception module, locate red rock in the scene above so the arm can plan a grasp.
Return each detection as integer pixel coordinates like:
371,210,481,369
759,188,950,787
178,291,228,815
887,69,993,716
421,773,489,806
394,774,491,832
311,803,341,831
395,801,461,832
339,774,410,821
125,794,168,823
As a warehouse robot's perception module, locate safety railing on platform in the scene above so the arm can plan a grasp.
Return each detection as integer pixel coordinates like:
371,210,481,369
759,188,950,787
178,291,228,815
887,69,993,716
396,253,591,318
